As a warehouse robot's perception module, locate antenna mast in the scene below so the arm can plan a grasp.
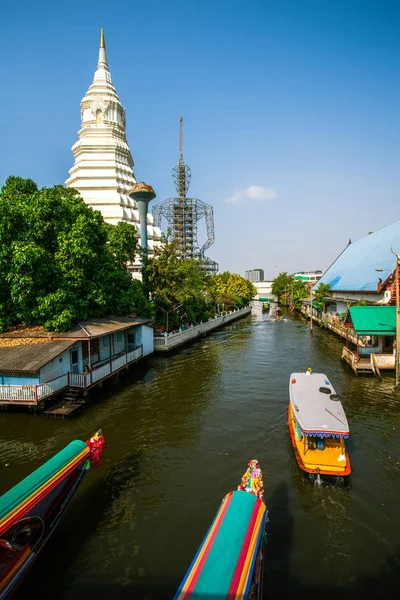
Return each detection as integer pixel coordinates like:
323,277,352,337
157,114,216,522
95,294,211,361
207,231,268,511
179,116,183,158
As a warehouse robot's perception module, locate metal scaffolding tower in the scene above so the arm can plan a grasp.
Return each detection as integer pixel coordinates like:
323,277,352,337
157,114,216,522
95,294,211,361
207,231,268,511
152,118,218,274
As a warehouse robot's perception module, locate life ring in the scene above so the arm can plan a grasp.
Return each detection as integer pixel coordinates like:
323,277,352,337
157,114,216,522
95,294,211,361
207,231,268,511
319,386,331,394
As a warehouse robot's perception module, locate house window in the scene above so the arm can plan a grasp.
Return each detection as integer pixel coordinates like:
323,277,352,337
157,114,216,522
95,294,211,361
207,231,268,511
103,336,109,347
127,333,135,350
117,331,123,343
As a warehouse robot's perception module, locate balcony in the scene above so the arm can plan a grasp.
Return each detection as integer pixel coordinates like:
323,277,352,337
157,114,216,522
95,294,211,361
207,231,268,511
0,346,143,406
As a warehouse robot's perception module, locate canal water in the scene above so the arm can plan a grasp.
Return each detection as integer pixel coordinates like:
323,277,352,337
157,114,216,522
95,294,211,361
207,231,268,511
1,305,400,599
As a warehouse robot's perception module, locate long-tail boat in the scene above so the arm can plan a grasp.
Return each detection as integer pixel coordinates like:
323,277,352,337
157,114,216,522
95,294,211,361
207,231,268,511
288,370,351,479
0,430,105,599
173,460,268,600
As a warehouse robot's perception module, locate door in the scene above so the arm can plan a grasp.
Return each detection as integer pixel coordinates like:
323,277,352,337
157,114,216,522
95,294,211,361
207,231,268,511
70,349,79,374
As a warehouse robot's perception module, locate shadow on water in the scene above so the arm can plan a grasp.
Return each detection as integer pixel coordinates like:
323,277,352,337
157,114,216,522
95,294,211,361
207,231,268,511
264,481,293,597
282,545,400,600
5,312,400,599
17,546,400,600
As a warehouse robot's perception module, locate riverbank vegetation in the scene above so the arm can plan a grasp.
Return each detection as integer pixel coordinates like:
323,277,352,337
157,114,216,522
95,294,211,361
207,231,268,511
0,177,255,335
0,177,151,332
145,239,256,333
271,272,308,309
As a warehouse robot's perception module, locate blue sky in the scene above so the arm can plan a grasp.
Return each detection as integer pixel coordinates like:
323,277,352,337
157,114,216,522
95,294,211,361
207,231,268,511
1,0,399,279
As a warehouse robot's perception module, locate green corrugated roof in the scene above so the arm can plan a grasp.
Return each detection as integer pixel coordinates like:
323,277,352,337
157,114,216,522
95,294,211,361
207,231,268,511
0,440,88,524
349,305,395,335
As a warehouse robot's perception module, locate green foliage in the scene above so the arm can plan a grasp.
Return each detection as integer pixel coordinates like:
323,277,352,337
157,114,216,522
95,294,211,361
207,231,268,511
0,176,151,332
144,238,211,330
144,241,254,331
209,271,256,311
104,221,139,266
313,283,331,312
271,272,294,304
292,280,308,310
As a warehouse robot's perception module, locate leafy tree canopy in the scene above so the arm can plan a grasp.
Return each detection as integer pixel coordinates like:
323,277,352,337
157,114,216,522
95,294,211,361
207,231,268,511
144,241,255,331
313,283,331,311
271,272,294,303
209,271,256,311
292,280,308,309
144,238,211,329
0,176,151,332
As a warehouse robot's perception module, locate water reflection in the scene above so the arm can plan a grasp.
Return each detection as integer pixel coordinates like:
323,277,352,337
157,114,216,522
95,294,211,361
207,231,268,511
0,309,398,599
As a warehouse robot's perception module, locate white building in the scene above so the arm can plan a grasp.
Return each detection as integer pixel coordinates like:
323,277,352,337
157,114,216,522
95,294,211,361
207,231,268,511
292,270,322,282
253,281,276,302
66,30,161,278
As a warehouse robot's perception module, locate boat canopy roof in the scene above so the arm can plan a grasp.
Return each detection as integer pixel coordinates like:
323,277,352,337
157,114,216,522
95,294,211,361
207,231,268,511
174,490,267,600
289,372,349,437
0,440,89,533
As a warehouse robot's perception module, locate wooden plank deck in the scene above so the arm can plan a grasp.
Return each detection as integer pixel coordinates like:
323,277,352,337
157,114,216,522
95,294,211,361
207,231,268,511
44,401,85,419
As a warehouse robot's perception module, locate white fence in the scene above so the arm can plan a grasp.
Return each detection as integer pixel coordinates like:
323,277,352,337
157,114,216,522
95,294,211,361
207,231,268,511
37,374,69,399
0,345,144,405
0,385,37,403
154,307,251,352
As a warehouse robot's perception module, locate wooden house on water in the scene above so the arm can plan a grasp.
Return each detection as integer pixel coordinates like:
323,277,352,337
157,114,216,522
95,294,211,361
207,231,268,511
0,316,154,408
341,306,395,377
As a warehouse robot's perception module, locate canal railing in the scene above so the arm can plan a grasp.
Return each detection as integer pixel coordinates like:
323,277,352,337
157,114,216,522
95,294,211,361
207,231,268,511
301,309,363,347
154,307,251,352
0,346,143,406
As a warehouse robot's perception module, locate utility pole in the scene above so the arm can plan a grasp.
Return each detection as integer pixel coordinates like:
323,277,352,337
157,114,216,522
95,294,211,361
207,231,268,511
390,247,400,385
310,285,313,332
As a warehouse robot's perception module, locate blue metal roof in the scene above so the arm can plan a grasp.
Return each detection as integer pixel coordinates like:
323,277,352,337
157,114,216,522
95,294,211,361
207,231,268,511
314,220,400,292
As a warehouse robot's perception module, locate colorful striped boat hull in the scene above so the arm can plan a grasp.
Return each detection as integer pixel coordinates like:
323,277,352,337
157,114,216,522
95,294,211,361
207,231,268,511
0,431,105,599
174,485,267,599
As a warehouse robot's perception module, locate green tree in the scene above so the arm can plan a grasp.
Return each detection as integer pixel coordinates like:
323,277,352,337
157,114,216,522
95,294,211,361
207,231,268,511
144,238,211,331
313,283,330,314
0,176,151,332
271,272,294,304
209,272,256,311
292,280,308,310
104,221,139,266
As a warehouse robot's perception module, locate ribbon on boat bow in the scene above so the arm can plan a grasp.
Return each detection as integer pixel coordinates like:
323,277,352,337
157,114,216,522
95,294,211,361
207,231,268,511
237,459,264,502
86,430,106,469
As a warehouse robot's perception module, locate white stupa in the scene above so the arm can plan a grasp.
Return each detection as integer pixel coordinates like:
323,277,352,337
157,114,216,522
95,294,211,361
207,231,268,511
65,29,161,278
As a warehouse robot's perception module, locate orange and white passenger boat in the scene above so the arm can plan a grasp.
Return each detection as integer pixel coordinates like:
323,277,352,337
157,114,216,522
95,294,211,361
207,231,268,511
288,371,351,478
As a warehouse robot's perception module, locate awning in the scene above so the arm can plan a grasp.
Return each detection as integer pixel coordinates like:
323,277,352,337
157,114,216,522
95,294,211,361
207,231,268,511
349,305,395,335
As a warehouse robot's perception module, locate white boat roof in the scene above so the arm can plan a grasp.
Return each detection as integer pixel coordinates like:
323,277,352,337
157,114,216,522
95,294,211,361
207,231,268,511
289,372,349,437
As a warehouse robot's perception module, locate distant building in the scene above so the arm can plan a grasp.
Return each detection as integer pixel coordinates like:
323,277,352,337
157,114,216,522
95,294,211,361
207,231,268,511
245,269,264,283
253,281,276,302
292,271,322,282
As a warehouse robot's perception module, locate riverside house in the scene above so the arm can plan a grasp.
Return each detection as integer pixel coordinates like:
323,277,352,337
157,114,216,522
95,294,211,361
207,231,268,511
314,219,400,316
0,316,153,407
306,220,400,377
341,305,395,376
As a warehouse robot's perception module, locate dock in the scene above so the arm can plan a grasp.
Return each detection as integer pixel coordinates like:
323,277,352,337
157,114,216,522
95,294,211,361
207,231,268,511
44,400,85,419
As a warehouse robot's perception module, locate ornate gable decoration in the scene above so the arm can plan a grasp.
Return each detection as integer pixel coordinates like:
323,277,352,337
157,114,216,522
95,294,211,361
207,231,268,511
90,96,110,117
